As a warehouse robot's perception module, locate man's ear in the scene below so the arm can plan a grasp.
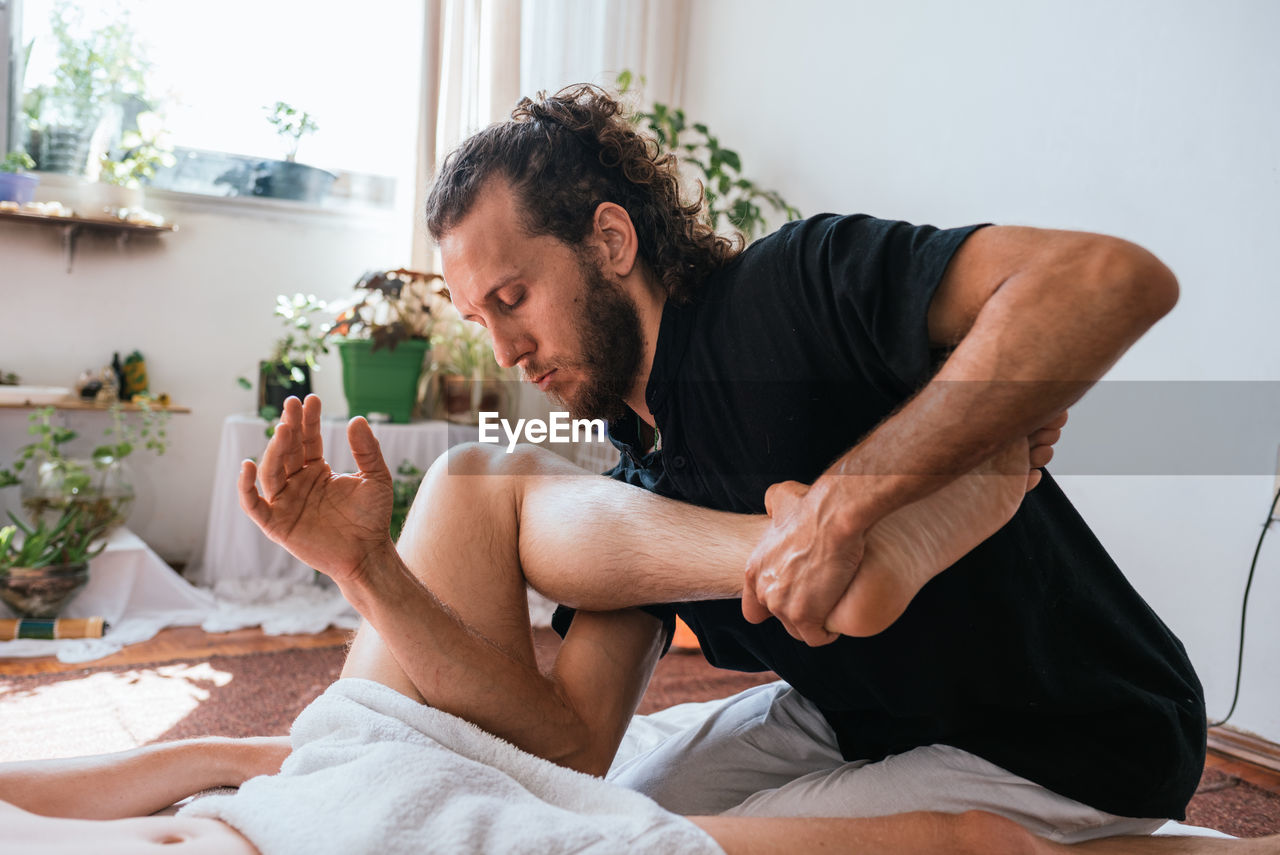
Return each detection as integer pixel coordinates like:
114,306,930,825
592,202,639,277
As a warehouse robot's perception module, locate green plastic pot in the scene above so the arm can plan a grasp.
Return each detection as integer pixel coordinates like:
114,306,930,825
335,339,429,423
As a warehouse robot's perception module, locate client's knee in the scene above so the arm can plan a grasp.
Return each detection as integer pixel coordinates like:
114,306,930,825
405,442,578,531
440,441,577,479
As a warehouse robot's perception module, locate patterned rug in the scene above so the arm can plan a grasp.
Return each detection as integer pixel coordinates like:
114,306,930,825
0,631,1273,838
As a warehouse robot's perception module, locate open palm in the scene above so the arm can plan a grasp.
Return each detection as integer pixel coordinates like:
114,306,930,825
238,395,394,585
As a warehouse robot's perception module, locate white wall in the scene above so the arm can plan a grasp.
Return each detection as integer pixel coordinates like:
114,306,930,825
679,0,1280,740
0,177,413,562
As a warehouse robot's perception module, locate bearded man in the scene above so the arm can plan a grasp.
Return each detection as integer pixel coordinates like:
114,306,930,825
0,83,1216,855
326,83,1201,842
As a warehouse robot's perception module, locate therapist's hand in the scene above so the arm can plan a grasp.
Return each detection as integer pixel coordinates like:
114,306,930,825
741,479,864,647
238,394,394,587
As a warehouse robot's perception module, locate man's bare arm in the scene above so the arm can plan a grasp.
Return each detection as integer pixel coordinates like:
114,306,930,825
743,226,1179,645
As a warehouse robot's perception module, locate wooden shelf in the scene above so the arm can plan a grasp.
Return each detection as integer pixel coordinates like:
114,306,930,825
0,397,190,414
0,208,177,272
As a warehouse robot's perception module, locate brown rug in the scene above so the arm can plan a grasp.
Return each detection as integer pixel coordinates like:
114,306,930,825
0,631,1273,839
0,630,774,760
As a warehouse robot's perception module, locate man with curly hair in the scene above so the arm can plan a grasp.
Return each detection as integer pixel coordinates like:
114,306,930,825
397,82,1205,843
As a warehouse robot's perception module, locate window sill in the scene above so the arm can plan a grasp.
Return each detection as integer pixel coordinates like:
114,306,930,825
26,171,404,229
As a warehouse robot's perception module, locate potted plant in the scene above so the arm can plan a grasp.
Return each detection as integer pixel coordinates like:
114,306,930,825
0,152,40,205
238,293,331,427
254,101,336,203
8,401,169,535
0,505,110,618
35,0,153,176
616,70,799,240
329,269,446,423
429,316,510,424
93,112,175,214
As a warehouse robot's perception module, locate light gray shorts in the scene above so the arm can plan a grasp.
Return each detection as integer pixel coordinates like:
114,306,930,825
607,681,1166,844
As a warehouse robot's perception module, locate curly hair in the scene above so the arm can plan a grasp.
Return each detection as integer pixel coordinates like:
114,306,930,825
424,84,741,304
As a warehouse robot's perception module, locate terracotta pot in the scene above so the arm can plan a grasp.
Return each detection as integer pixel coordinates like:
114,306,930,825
439,374,502,424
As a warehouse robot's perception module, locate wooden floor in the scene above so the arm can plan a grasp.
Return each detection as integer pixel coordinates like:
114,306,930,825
4,625,1280,799
1206,749,1280,798
0,624,353,677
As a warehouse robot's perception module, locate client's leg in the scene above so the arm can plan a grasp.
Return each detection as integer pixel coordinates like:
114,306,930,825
693,809,1050,855
4,785,1275,855
693,812,1280,855
345,431,1032,705
513,436,1032,637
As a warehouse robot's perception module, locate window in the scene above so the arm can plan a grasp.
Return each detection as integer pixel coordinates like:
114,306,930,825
9,0,423,210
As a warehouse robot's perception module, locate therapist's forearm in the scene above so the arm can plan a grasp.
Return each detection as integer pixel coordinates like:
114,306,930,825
812,247,1178,529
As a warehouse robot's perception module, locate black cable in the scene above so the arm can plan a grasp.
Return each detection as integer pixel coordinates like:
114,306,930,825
1207,486,1280,729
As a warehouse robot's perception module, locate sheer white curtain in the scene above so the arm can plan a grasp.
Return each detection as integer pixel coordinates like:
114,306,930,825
411,0,522,269
410,0,690,269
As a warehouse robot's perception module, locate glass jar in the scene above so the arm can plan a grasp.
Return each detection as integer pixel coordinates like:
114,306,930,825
21,455,135,534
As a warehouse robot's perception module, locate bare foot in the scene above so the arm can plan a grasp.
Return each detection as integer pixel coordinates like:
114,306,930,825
825,438,1032,637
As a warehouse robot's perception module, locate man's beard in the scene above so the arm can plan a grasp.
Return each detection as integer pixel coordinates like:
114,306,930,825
542,256,645,422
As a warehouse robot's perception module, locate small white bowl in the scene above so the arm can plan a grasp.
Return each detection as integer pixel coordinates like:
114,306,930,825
0,386,75,405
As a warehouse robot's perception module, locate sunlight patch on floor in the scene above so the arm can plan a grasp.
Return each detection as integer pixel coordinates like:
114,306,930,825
0,664,232,762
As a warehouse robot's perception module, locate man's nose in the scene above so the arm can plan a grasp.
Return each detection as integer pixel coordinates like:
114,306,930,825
490,327,528,369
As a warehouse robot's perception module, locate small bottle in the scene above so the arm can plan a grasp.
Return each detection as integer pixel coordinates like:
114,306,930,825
112,352,128,402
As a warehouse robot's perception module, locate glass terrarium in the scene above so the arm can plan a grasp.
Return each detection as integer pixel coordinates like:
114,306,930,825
21,454,134,534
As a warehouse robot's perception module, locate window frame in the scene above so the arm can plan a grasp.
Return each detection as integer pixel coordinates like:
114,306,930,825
1,0,14,156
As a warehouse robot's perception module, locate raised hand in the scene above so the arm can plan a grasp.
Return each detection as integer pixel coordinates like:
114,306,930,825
238,395,395,587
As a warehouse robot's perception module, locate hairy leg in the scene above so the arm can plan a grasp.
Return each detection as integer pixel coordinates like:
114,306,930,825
516,438,1033,637
340,445,572,697
341,443,668,770
347,431,1035,695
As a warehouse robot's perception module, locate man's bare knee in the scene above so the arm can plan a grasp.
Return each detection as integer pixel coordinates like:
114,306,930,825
440,441,584,479
405,443,516,524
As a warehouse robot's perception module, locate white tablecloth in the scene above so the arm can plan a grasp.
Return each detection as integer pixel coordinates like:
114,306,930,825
0,527,217,662
187,414,477,597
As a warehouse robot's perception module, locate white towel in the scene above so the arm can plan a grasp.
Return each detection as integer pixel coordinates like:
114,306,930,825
180,678,722,855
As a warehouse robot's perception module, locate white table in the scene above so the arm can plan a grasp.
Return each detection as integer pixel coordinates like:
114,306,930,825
0,527,217,662
188,415,477,594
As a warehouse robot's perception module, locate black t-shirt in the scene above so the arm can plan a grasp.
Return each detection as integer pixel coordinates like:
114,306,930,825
557,213,1205,820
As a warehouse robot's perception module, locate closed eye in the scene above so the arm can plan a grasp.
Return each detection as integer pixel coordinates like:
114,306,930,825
496,291,525,311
